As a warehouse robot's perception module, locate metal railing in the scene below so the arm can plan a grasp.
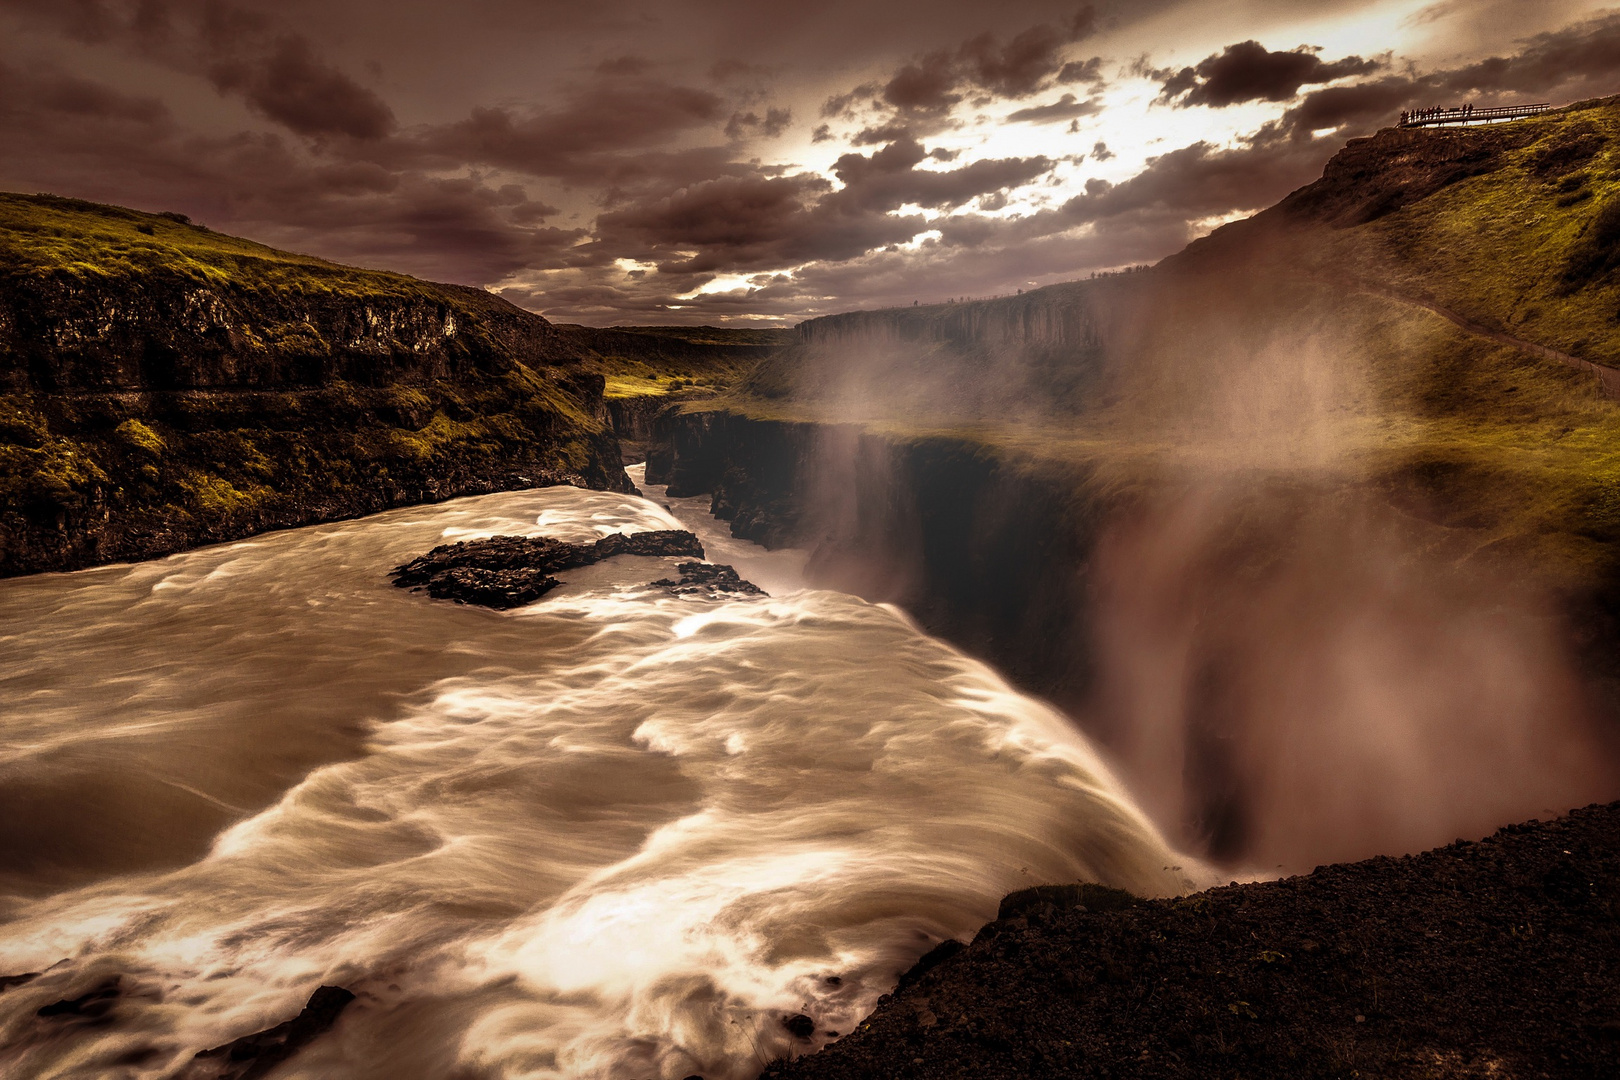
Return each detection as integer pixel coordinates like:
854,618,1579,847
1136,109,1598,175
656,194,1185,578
1398,103,1552,128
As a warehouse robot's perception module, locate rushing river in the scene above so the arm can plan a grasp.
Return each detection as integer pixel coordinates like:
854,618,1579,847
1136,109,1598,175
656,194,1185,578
0,469,1197,1079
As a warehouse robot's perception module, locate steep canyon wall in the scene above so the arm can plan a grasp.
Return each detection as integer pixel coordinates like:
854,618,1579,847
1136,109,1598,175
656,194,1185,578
0,213,631,576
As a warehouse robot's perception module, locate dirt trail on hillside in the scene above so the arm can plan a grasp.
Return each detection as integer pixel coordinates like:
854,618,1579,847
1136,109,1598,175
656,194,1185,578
1367,286,1620,398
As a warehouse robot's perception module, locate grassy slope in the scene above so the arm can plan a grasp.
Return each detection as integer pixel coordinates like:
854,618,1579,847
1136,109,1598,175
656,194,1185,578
1321,100,1620,364
1304,101,1620,592
551,324,790,402
0,193,444,300
603,325,795,348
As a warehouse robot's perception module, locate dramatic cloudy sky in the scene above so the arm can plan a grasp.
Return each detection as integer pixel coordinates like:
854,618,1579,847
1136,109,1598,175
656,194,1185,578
2,1,1618,324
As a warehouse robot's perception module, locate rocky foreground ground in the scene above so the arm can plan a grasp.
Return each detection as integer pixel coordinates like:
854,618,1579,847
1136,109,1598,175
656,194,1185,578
765,802,1620,1080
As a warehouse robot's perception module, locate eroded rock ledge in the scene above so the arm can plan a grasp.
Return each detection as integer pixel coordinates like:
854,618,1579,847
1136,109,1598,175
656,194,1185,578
391,529,703,607
652,560,766,598
391,530,767,607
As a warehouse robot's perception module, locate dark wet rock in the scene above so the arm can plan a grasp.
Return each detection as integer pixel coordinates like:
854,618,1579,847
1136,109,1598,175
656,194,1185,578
391,529,704,608
782,1013,817,1039
589,530,705,561
651,561,766,598
190,985,355,1080
764,802,1620,1080
37,976,120,1021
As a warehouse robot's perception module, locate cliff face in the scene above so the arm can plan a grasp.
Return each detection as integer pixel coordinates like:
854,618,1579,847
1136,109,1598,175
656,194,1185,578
647,410,1114,705
742,280,1124,417
0,276,577,394
794,280,1106,351
0,193,628,577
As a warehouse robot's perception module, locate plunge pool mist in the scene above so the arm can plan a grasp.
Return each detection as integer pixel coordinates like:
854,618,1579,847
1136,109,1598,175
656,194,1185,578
0,470,1195,1079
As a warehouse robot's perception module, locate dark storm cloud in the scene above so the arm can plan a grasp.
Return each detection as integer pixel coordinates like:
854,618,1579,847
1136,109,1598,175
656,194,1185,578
861,5,1099,115
4,0,1620,326
850,121,920,147
1260,78,1419,141
0,59,172,128
1260,12,1620,142
1159,40,1384,108
821,84,879,120
830,138,1054,212
0,0,394,139
182,135,586,282
1060,138,1333,227
594,174,860,273
1007,93,1101,124
1435,12,1620,97
208,33,394,139
956,10,1097,97
593,138,1051,275
418,76,726,183
725,107,792,140
883,52,962,112
1057,56,1106,84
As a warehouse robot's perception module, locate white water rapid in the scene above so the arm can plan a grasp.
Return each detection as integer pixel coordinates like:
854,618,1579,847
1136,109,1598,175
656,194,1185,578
0,470,1197,1080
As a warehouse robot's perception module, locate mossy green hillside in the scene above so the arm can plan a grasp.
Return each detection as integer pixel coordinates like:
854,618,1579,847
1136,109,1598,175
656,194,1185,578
0,193,440,301
1299,99,1620,366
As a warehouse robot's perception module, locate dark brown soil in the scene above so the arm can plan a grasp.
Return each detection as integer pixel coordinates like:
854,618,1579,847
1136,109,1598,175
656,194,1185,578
764,802,1620,1080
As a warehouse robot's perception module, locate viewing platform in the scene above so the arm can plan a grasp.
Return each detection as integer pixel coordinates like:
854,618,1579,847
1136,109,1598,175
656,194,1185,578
1398,103,1552,128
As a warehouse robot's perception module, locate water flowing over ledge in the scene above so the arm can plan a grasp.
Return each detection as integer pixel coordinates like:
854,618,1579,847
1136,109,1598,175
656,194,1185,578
0,481,1196,1079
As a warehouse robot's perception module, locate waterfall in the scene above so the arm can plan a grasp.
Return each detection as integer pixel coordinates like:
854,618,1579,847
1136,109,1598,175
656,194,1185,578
0,480,1196,1080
